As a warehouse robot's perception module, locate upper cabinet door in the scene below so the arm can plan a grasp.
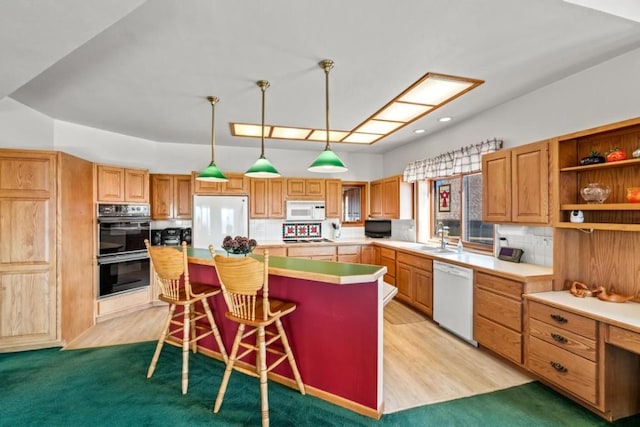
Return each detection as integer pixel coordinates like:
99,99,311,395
511,141,549,223
97,165,125,202
124,169,149,203
482,151,511,222
173,175,192,219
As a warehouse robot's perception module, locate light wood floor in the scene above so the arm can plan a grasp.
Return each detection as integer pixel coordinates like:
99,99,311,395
64,300,532,414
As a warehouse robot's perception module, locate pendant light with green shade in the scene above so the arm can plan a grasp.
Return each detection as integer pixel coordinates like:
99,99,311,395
308,59,348,173
197,96,228,182
245,80,280,178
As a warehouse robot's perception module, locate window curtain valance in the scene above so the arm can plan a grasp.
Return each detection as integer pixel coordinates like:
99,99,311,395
403,138,503,182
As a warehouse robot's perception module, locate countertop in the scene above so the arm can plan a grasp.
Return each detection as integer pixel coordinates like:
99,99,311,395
186,247,387,285
526,291,640,333
257,238,552,282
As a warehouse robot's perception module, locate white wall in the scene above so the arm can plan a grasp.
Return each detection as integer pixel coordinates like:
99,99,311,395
49,118,384,180
383,46,640,175
0,97,54,149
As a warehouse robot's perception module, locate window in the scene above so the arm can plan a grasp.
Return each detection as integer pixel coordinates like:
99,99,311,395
341,181,367,227
417,172,493,251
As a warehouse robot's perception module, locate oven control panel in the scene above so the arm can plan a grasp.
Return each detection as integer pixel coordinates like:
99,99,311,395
98,203,150,217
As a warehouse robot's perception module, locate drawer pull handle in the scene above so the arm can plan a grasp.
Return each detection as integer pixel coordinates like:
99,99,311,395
551,333,568,344
550,361,568,373
550,314,568,323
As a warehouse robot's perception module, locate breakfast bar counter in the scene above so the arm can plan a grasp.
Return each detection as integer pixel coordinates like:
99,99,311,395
185,248,388,418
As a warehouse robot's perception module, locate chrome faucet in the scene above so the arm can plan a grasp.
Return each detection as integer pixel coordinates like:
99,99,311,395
435,221,449,249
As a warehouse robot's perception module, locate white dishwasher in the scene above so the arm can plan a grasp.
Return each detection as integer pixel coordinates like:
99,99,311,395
433,260,477,347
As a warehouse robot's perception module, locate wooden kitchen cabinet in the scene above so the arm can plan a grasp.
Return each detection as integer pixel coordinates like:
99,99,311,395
376,246,396,286
482,140,549,224
553,117,640,231
249,177,284,219
150,174,192,219
336,245,360,263
96,165,149,203
360,245,375,265
287,245,336,261
474,272,524,364
286,178,325,199
396,251,432,317
192,171,248,195
325,179,342,219
0,150,94,352
527,300,599,407
369,175,413,219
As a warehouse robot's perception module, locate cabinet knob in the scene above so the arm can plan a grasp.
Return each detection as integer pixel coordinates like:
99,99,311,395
550,361,568,373
551,333,568,344
550,314,568,324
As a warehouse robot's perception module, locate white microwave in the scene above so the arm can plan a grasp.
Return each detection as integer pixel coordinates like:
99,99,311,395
286,201,326,221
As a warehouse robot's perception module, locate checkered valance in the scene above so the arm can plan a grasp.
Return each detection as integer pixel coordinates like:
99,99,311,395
403,138,503,182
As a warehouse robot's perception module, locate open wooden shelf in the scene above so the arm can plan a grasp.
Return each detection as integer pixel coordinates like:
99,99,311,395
560,203,640,211
555,221,640,232
560,157,640,172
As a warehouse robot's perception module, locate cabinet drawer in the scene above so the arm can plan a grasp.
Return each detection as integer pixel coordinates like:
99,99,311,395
529,301,597,339
474,315,522,364
528,336,597,405
380,247,396,260
529,318,596,362
475,287,521,332
287,246,335,258
337,245,360,255
475,272,522,299
397,252,432,272
383,274,396,286
608,325,640,354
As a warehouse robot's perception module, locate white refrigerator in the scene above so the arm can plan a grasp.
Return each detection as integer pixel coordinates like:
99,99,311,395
192,195,249,249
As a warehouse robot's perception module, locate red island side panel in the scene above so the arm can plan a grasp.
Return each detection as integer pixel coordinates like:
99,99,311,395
188,262,379,410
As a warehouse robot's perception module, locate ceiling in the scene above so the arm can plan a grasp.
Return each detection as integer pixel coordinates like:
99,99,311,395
4,0,640,155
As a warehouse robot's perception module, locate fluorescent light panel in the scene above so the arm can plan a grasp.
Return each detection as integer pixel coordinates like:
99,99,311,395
230,72,483,145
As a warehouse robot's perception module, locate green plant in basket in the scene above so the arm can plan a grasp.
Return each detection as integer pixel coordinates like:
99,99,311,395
222,235,257,255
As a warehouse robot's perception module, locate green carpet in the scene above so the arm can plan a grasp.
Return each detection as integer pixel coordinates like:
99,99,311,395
1,342,638,426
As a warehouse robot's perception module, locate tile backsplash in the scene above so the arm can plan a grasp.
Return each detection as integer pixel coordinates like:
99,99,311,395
495,224,552,267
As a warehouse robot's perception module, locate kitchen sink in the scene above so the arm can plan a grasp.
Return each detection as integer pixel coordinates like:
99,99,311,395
425,247,457,254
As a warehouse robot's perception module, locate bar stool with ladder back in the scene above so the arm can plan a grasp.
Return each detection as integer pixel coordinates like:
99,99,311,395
209,248,306,427
144,240,228,394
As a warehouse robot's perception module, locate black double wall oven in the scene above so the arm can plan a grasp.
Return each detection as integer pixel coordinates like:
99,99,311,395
97,203,151,298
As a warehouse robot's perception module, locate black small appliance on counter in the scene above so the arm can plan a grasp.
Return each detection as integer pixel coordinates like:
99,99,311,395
364,219,392,238
180,227,192,245
150,229,163,246
161,228,182,246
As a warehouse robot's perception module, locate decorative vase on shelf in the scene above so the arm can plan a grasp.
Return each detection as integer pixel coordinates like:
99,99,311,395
580,183,611,204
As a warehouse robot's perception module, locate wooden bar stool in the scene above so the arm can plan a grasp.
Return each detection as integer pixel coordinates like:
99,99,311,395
145,240,228,394
209,248,305,427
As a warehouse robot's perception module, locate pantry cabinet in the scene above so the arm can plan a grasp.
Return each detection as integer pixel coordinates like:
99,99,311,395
96,165,149,203
192,171,248,195
249,178,285,219
150,174,192,219
482,140,549,224
0,150,94,352
369,175,413,219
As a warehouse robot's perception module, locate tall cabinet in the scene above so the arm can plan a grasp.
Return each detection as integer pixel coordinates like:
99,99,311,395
0,150,94,352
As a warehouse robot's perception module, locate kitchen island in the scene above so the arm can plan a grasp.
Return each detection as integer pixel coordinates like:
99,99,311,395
185,248,388,418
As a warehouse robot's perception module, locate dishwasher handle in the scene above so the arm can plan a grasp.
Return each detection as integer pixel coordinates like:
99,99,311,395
433,261,472,279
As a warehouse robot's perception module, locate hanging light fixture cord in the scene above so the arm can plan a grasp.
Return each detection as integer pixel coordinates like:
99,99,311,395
208,96,219,163
321,59,334,150
258,80,270,158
